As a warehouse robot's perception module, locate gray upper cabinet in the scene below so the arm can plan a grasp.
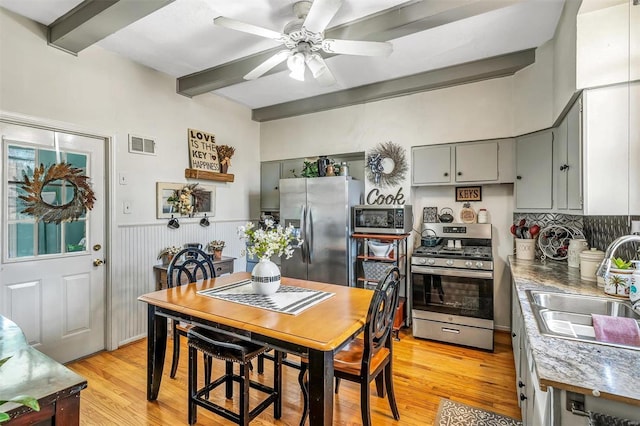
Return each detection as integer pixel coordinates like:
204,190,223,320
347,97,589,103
515,129,553,210
260,161,281,210
455,141,498,182
412,139,513,186
280,159,301,179
554,98,582,211
412,145,452,185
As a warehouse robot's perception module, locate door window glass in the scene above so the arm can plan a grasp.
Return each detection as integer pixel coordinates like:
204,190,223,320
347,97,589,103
5,142,88,259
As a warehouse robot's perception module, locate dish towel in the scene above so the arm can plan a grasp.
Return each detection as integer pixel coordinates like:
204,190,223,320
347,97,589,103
589,411,640,426
591,314,640,347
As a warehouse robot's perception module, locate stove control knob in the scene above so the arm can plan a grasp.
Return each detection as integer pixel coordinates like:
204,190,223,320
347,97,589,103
475,261,484,269
445,259,454,266
418,258,427,265
465,261,473,267
427,258,436,265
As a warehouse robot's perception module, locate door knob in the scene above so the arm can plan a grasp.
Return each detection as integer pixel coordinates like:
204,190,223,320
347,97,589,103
93,258,105,266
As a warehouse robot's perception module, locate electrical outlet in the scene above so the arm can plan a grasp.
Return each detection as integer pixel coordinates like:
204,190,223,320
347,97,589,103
119,172,128,185
123,201,132,214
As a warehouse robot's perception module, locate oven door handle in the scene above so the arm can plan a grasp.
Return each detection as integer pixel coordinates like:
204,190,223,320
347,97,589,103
411,266,492,279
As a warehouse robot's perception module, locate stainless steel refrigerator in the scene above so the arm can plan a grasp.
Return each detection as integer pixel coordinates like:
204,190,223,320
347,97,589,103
280,176,363,286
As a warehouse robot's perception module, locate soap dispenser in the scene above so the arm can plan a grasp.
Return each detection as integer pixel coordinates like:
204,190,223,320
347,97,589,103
631,261,640,311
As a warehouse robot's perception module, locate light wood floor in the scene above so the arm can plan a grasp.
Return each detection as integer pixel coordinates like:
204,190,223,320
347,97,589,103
66,330,521,425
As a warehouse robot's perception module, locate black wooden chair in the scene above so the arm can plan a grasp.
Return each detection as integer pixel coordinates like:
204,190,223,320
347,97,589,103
187,327,282,425
166,247,215,378
298,266,401,426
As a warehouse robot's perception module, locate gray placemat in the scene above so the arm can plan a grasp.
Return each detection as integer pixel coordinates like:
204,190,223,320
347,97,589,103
197,280,335,315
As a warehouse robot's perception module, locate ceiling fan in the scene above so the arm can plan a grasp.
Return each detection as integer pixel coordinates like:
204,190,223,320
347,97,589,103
214,0,393,86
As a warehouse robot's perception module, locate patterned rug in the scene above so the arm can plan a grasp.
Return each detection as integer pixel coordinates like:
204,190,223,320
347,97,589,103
197,280,334,315
435,399,522,426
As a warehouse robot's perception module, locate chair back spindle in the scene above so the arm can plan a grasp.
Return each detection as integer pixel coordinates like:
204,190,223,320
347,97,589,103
167,248,215,287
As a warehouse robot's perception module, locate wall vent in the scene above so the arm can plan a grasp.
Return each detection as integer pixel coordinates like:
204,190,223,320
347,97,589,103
128,134,156,155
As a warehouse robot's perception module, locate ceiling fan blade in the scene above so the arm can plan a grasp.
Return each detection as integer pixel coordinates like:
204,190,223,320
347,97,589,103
244,50,291,80
322,39,393,57
312,58,336,86
214,16,288,42
303,0,342,33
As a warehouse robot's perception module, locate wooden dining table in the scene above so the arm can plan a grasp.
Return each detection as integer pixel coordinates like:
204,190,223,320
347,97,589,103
138,272,373,425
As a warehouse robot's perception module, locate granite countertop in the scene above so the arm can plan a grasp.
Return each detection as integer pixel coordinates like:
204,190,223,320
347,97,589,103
508,256,640,406
0,315,87,416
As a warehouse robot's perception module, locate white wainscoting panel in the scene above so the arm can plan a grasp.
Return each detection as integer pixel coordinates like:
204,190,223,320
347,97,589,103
114,220,248,345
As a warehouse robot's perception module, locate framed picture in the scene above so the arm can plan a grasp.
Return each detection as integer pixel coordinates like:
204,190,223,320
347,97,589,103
455,186,482,202
156,182,216,219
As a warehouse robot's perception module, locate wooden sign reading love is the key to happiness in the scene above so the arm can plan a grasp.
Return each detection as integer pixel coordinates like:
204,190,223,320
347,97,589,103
188,128,220,172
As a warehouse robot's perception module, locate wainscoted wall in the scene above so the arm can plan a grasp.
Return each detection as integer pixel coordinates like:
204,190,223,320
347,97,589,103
512,213,640,262
114,220,248,345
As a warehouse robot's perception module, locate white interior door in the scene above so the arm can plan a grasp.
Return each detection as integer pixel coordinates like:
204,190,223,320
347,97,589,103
1,122,106,363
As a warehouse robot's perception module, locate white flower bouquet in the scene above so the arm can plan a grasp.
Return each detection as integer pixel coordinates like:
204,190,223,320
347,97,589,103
238,219,302,260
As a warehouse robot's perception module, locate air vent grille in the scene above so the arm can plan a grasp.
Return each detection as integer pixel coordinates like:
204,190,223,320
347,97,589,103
128,134,156,155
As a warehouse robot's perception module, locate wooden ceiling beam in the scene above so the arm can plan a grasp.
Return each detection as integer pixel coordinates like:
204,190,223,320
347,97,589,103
48,0,174,54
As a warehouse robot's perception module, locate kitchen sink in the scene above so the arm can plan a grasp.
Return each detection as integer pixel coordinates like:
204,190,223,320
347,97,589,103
526,290,640,351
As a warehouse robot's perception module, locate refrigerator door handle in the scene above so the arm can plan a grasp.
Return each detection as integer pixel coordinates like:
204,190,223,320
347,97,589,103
300,205,307,262
307,207,313,264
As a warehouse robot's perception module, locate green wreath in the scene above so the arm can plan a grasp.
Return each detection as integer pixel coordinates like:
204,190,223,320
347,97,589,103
366,141,408,187
19,162,96,224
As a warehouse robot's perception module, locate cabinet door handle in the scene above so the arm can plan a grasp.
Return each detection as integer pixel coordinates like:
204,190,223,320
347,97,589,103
516,176,522,180
457,172,462,176
520,393,527,401
444,172,449,177
560,164,569,171
518,381,525,388
512,332,517,337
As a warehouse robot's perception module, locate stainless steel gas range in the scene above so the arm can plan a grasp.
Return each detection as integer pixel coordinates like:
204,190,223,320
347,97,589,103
411,223,494,351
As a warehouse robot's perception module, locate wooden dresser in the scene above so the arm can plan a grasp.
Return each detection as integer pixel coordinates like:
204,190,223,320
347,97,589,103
152,256,236,290
0,315,87,425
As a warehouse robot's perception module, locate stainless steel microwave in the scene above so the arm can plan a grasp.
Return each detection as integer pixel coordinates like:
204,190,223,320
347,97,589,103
352,205,413,235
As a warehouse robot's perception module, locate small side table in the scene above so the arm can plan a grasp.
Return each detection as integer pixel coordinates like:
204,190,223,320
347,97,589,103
153,256,235,290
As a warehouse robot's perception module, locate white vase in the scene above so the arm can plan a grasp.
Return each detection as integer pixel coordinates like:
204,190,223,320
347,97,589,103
251,258,281,295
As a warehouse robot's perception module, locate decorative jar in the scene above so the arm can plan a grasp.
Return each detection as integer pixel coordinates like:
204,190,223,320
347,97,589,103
604,268,632,298
579,248,604,283
567,239,589,269
251,258,281,295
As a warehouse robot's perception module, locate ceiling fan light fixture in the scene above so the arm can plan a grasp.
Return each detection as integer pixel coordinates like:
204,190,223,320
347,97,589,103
287,51,306,81
306,53,326,78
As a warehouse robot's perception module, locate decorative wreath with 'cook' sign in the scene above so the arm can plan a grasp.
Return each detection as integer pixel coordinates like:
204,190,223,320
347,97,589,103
19,162,96,224
366,141,408,187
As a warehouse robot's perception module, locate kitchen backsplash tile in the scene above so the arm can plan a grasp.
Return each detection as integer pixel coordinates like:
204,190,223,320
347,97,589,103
512,213,584,260
583,216,640,261
512,214,640,262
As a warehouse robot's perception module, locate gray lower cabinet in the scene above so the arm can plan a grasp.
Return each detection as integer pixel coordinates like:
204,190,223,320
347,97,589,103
511,283,550,425
515,129,553,210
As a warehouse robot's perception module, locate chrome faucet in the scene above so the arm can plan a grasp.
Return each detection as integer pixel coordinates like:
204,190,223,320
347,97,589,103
596,234,640,278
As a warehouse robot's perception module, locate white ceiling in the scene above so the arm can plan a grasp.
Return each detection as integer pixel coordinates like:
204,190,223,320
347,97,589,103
1,0,566,112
